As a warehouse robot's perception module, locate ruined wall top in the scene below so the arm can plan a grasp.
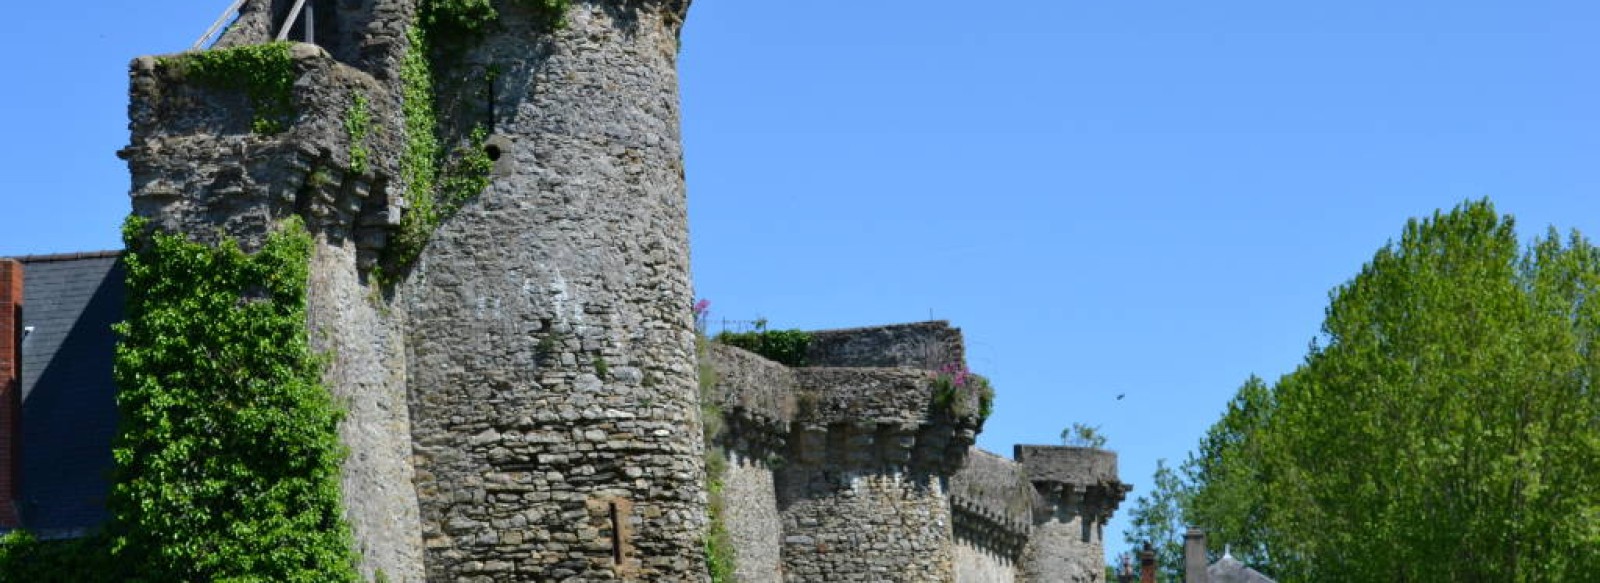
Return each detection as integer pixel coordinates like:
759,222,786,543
122,43,403,255
1015,445,1122,488
804,320,966,370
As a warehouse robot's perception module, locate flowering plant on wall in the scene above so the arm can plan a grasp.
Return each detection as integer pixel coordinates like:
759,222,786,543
930,363,995,423
693,299,710,334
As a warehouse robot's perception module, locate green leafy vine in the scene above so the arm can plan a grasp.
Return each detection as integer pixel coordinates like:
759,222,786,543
345,92,372,175
105,217,359,582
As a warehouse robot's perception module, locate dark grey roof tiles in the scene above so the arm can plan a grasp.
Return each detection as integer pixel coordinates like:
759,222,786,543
16,253,124,533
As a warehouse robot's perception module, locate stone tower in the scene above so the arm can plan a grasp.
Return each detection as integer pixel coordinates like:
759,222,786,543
402,1,706,581
121,0,702,581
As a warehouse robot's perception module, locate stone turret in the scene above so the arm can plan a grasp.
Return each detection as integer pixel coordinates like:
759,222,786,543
401,1,704,581
122,0,700,580
1016,445,1131,583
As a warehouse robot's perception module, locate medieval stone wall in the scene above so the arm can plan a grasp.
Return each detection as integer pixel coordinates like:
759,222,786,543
954,541,1018,583
118,2,1138,580
805,321,965,371
1017,446,1130,583
721,451,784,582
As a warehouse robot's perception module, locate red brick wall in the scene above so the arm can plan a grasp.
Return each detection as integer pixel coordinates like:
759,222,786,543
0,259,22,528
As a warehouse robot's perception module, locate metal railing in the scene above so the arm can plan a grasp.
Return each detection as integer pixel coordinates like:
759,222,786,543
193,0,248,50
193,0,316,50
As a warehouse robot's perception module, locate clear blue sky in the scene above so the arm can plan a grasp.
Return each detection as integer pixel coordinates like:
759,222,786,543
4,0,1600,565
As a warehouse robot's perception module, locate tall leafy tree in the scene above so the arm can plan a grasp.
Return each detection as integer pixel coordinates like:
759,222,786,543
1256,200,1600,581
1123,459,1189,581
1184,375,1276,574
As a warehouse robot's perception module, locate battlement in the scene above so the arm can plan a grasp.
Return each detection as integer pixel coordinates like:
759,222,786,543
950,448,1039,561
37,2,1134,580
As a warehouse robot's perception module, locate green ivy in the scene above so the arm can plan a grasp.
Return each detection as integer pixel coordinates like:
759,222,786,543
697,336,737,582
345,92,372,175
163,42,295,134
106,217,359,582
419,0,569,42
0,531,109,582
713,329,812,367
388,23,498,270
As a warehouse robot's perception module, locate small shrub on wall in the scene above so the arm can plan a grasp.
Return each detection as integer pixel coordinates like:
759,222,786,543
714,328,812,367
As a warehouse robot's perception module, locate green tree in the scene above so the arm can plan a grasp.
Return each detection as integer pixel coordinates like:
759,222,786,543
1062,422,1109,448
1255,200,1600,581
1123,459,1189,581
1184,375,1278,575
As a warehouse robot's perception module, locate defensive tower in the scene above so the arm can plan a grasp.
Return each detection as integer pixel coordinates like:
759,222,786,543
402,1,705,580
120,0,701,580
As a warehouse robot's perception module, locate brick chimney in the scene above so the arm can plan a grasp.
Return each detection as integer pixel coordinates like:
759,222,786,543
0,259,22,528
1185,526,1209,583
1139,540,1157,583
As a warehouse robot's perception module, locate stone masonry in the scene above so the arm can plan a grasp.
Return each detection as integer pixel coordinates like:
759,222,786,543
707,321,1129,582
402,1,705,580
112,1,1127,581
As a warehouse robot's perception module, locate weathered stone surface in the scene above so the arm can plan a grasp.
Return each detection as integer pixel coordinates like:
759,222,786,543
805,321,966,371
1016,446,1131,583
955,539,1019,583
1015,445,1121,488
403,2,704,581
721,451,784,583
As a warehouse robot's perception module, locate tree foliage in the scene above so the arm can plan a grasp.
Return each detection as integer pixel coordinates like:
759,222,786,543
1132,200,1600,581
1123,459,1188,581
1062,422,1109,448
1184,375,1275,574
1255,200,1600,580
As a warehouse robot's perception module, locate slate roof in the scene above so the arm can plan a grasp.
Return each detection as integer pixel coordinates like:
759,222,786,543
13,251,124,536
1208,553,1276,583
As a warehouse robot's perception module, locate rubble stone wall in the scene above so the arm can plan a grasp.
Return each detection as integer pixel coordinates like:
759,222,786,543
401,2,706,580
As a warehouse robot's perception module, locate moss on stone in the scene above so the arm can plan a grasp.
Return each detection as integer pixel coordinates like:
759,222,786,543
163,42,296,134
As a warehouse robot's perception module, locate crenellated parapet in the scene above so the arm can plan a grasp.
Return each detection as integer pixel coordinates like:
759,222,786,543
706,322,989,582
949,448,1039,564
1016,445,1131,524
